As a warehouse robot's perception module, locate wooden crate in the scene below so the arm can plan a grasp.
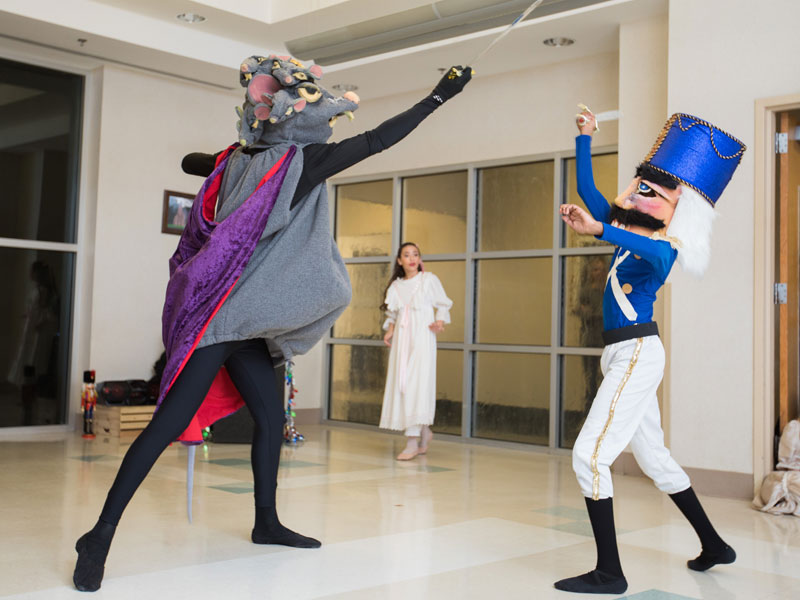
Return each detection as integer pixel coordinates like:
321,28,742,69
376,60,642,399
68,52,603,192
95,404,156,437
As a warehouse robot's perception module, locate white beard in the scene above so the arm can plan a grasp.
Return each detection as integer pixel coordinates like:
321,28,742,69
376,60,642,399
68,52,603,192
666,186,716,277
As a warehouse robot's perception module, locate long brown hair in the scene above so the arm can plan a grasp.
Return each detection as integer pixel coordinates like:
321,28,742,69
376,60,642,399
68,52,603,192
380,242,422,311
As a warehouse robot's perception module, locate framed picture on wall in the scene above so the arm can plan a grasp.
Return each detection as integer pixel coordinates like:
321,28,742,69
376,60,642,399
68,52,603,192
162,190,195,235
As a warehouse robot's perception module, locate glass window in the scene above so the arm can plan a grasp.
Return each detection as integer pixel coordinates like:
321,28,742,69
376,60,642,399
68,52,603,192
423,260,464,343
402,171,467,254
478,160,554,251
329,149,618,448
0,58,83,244
335,180,393,257
474,352,549,445
0,57,82,429
434,349,462,434
332,262,392,340
476,258,552,346
560,354,602,448
0,248,74,427
562,255,611,348
563,153,618,248
329,344,389,426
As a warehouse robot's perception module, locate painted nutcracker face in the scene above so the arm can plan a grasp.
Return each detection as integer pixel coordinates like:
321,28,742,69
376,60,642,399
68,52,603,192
611,177,681,231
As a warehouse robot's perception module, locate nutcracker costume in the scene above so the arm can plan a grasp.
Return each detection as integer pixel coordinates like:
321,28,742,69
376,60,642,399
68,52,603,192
555,111,746,594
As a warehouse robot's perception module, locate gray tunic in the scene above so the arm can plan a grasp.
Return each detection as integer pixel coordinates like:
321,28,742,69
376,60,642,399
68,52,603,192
198,142,351,363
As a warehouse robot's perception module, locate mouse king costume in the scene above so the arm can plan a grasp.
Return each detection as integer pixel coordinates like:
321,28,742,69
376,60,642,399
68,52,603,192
72,56,472,592
555,111,745,595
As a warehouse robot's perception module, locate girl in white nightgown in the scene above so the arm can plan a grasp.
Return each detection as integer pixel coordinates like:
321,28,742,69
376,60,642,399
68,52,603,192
379,242,452,460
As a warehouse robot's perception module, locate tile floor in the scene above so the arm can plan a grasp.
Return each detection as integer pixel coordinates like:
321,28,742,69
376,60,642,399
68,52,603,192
1,424,798,599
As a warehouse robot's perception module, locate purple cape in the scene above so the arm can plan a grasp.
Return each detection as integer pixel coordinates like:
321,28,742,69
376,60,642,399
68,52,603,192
158,144,296,442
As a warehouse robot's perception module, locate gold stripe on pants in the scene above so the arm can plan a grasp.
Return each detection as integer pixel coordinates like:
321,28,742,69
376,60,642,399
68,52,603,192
590,337,644,500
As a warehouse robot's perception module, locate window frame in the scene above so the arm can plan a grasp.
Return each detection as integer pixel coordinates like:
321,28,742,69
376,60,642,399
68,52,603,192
0,44,101,437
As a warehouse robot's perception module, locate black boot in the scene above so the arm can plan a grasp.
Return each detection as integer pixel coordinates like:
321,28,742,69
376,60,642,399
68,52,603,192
73,519,116,592
669,487,736,571
553,497,628,595
251,506,321,548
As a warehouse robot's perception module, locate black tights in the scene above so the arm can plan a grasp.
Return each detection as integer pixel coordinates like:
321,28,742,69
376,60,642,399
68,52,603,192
100,339,284,525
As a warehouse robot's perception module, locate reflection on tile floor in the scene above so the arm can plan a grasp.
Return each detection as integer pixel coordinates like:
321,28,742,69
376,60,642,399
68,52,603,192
0,424,798,599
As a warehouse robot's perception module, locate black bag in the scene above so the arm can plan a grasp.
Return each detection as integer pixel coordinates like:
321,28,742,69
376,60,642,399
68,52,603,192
97,379,153,406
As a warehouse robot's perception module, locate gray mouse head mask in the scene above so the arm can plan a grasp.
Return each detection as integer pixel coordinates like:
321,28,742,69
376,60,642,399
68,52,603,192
237,55,358,146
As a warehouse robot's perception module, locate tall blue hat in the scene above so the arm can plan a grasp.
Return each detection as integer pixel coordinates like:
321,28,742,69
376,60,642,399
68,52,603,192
643,113,746,206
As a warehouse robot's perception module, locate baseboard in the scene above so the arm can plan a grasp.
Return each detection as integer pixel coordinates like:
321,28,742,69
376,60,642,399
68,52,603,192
294,408,322,425
612,452,753,499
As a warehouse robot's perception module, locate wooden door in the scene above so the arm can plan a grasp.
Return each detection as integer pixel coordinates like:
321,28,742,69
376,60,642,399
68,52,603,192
776,110,800,433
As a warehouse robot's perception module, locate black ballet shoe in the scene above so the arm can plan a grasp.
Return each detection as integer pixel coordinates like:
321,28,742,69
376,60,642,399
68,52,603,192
687,544,736,571
252,506,321,548
72,533,108,592
251,527,321,548
73,521,115,592
553,570,628,595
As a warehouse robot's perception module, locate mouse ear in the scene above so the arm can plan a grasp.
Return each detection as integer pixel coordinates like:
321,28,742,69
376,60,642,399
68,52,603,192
309,65,323,79
292,99,307,112
254,103,272,120
247,74,281,104
240,57,258,72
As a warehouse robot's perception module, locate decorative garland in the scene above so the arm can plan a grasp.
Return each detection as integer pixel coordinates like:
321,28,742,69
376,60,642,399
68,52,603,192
283,360,304,444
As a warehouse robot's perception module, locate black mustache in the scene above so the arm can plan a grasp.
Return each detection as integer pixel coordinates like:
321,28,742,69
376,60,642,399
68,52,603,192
608,204,665,231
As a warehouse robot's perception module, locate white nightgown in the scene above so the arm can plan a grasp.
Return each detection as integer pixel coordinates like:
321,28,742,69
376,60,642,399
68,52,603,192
379,272,453,431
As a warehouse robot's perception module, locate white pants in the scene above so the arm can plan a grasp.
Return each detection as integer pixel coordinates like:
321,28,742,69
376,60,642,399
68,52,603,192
572,335,691,500
405,425,423,437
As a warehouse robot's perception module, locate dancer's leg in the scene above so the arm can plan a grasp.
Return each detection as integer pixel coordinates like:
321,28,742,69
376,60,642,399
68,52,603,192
74,343,230,592
556,337,663,594
398,424,421,460
224,340,320,548
554,497,628,595
670,487,735,570
627,386,734,570
418,424,433,454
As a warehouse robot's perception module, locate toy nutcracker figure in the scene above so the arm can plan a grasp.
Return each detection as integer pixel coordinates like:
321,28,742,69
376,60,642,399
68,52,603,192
81,370,97,439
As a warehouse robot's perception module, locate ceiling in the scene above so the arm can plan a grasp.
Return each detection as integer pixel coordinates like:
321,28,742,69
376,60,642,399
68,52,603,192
0,0,667,98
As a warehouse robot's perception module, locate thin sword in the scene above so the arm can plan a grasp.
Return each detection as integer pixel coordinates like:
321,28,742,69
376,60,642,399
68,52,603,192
577,103,622,131
187,444,196,523
467,0,546,67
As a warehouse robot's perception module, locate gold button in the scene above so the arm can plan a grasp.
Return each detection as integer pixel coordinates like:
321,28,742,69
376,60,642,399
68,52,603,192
622,283,633,294
633,254,641,260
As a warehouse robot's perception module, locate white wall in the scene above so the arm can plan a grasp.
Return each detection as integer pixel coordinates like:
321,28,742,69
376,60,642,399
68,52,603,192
333,52,620,177
618,16,668,188
666,0,800,474
90,66,241,381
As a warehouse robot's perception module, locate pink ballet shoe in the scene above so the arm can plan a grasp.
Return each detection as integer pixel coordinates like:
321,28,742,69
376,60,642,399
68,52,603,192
396,448,419,461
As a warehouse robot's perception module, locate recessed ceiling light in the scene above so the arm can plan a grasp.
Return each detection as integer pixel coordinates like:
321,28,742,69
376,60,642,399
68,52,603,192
332,83,358,92
542,37,575,48
177,13,206,23
543,37,574,47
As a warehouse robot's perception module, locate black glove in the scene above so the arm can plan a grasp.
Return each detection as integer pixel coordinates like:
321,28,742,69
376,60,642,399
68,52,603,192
429,66,473,105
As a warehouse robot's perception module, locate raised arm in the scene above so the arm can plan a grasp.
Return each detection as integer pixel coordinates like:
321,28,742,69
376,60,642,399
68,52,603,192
292,66,472,206
575,135,611,222
573,109,610,223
